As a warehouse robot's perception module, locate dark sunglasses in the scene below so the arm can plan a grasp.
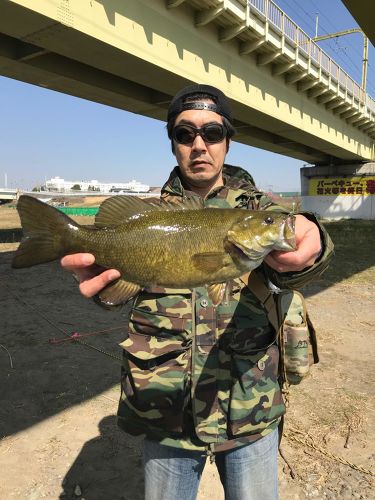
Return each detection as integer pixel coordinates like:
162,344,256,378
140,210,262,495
172,123,227,145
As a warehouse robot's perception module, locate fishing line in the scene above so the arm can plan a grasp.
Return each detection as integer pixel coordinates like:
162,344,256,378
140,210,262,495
4,280,123,362
49,325,126,344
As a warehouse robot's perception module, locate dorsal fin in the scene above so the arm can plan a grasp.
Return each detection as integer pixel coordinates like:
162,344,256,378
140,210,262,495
95,196,156,228
95,195,205,228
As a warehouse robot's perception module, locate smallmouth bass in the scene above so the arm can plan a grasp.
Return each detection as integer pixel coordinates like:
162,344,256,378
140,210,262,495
12,195,296,305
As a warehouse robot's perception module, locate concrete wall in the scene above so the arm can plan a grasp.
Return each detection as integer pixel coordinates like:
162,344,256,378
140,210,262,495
302,194,374,220
301,163,375,220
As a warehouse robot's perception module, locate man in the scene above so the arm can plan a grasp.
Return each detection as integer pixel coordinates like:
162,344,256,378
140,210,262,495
61,84,333,499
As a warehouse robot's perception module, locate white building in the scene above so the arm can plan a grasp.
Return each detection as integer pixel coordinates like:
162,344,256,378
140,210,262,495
45,176,150,193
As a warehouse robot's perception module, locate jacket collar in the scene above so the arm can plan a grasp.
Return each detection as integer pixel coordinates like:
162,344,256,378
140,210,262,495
161,164,256,199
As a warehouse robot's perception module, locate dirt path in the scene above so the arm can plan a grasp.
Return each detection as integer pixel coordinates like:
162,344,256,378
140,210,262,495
0,206,374,499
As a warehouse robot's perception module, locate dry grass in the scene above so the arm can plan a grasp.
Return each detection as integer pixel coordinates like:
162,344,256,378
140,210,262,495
270,196,375,287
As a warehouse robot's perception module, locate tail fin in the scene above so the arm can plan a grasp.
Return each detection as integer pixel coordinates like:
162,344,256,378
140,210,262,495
12,195,76,268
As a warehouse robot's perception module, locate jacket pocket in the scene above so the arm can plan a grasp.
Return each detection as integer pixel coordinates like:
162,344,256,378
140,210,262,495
130,291,192,342
228,345,285,437
278,290,319,385
217,282,276,353
119,332,190,434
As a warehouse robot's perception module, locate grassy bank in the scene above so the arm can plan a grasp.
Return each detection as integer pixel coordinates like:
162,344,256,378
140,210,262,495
321,220,375,285
272,194,375,286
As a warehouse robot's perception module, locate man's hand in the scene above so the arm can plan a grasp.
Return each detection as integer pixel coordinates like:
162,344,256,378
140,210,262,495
60,253,120,298
264,215,321,273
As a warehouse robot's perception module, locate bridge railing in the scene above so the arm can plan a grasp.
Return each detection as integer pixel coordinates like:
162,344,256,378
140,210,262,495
248,0,375,115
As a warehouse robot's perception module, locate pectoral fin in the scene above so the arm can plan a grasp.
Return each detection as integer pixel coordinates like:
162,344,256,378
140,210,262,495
192,252,230,273
98,279,141,306
207,283,227,306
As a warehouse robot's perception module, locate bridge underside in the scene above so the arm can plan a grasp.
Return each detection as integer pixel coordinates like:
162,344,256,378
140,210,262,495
0,0,373,164
342,0,375,45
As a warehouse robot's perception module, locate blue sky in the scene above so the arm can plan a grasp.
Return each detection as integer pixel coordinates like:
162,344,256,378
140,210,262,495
0,0,373,192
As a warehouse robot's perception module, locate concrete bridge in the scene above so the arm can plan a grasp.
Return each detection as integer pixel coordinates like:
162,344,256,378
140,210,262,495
0,189,18,203
0,0,374,166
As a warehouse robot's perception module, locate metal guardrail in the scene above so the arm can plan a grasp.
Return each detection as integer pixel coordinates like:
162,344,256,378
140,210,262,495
248,0,375,114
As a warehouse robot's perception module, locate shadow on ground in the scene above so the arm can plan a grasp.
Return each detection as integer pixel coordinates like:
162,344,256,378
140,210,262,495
59,415,144,500
0,227,23,243
1,252,130,438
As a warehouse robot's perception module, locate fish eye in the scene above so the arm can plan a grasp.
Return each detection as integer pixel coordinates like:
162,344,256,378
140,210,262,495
264,216,274,225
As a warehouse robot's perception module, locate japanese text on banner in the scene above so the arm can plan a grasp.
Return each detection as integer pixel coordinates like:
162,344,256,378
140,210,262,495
308,177,375,196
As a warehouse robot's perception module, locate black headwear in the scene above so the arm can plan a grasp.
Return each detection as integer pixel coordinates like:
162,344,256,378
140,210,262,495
167,84,233,123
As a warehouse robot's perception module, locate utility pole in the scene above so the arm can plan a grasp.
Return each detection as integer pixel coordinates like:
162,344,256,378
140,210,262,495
313,28,368,91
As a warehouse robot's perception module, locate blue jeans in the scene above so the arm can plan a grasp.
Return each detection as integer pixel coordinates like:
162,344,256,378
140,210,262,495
143,429,279,500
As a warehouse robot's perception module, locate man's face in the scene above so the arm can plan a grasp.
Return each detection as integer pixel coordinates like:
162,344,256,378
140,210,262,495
173,104,229,193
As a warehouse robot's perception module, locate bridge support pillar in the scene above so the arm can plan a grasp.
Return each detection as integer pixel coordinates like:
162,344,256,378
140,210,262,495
300,162,375,220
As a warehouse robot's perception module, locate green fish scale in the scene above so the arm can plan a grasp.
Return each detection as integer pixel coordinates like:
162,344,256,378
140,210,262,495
68,208,290,289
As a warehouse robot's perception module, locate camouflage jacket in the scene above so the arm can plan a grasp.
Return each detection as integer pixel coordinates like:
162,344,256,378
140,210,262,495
117,164,333,453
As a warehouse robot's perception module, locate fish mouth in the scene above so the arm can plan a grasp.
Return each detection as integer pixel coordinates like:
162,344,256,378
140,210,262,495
284,215,297,250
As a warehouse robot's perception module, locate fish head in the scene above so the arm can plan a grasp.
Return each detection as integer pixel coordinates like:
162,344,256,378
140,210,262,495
227,212,296,261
